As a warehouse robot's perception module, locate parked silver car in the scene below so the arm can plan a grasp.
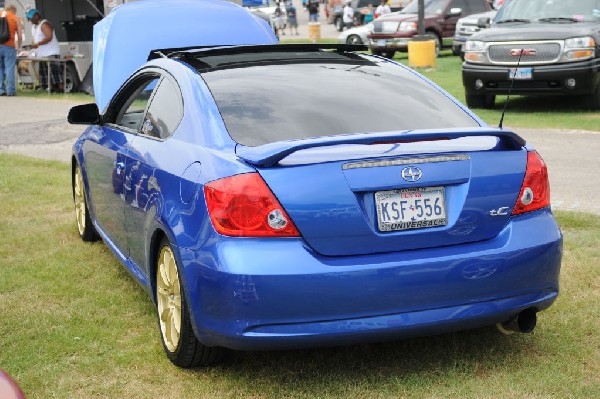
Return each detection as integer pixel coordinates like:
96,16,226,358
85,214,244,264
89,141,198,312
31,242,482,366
337,12,402,45
337,23,373,45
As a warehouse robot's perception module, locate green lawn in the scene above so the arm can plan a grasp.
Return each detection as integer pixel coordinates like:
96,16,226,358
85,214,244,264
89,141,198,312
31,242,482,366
0,154,599,398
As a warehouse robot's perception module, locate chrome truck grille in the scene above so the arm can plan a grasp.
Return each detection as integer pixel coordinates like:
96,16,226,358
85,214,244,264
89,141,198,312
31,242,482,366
488,42,562,65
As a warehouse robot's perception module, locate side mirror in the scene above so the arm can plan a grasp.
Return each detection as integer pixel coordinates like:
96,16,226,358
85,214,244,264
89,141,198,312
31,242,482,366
68,103,101,125
477,16,491,28
447,7,462,17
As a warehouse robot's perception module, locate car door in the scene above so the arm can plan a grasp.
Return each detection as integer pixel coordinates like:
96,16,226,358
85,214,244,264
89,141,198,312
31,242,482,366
441,0,470,43
124,74,185,272
83,74,160,256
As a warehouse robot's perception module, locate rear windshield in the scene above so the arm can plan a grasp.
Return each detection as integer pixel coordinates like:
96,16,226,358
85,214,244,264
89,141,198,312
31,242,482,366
495,0,600,22
199,51,480,147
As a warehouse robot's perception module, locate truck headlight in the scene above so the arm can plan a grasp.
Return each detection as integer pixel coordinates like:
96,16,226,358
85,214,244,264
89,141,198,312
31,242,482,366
399,22,417,31
464,40,486,62
565,36,595,49
563,36,595,61
465,40,485,52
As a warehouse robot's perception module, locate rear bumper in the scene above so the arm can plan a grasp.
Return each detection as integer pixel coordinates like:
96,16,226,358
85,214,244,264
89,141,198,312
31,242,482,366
463,59,600,96
368,34,412,52
179,209,562,350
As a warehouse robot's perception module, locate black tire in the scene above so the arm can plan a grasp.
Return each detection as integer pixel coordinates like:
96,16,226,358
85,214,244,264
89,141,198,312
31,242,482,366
65,63,80,93
582,83,600,110
346,34,363,45
427,31,441,57
155,237,224,368
381,51,396,59
465,93,496,109
335,17,344,32
73,163,99,242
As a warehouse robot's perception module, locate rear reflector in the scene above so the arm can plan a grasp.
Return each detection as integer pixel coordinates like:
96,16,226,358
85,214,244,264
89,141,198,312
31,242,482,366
204,173,300,237
512,151,550,215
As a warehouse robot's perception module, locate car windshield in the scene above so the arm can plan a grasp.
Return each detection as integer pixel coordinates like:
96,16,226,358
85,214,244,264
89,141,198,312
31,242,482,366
197,50,479,147
402,0,449,15
495,0,600,23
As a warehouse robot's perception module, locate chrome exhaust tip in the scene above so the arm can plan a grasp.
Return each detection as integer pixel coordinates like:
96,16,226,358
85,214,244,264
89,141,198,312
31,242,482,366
496,308,537,335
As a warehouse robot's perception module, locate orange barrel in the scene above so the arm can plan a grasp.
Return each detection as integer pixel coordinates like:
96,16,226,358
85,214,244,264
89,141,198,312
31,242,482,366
308,22,321,43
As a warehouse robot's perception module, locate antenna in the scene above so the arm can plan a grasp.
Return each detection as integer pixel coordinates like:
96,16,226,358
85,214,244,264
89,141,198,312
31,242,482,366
499,48,524,129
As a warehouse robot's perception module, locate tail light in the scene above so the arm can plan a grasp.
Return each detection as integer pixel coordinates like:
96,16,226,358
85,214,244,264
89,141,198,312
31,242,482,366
512,151,550,215
204,173,300,237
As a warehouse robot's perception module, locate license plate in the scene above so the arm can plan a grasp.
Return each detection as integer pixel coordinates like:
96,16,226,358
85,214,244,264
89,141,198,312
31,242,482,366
509,67,532,80
375,187,447,232
377,39,386,47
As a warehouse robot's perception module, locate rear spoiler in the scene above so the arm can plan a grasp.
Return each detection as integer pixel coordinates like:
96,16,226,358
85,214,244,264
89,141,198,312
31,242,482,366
237,128,526,168
148,44,368,61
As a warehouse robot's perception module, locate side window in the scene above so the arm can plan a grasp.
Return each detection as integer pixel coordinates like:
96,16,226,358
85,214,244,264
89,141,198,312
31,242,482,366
113,77,159,131
140,78,183,140
450,0,470,14
469,0,488,14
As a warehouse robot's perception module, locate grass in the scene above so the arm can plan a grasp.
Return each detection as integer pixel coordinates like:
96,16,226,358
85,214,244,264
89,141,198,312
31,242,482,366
0,153,599,398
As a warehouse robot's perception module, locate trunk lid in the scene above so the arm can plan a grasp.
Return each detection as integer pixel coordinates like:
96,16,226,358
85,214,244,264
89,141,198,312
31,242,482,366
239,128,527,257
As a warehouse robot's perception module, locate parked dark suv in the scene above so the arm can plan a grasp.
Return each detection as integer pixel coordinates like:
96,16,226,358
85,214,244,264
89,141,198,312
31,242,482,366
462,0,600,109
368,0,492,58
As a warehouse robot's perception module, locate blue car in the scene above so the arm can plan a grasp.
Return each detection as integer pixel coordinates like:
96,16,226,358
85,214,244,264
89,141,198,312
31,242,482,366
69,0,562,368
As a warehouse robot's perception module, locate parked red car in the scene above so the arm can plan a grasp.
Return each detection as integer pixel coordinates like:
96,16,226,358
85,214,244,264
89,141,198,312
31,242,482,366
368,0,492,58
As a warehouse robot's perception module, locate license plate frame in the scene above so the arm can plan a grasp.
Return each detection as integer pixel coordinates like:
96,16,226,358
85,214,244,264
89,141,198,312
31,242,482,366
509,67,533,80
375,187,447,232
377,39,387,47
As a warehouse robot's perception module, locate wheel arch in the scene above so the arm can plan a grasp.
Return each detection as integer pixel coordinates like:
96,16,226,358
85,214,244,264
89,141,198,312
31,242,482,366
71,156,78,200
147,227,168,305
424,29,442,45
146,224,207,343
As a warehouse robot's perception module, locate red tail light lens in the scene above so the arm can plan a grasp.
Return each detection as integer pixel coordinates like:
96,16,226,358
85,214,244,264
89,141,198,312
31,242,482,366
512,151,550,215
204,173,300,237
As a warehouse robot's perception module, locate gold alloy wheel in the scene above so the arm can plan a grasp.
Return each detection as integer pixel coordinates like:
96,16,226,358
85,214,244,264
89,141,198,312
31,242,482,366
74,166,86,236
157,244,182,352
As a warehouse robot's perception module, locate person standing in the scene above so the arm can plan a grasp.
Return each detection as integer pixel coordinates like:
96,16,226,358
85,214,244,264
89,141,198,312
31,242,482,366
287,2,299,35
362,3,374,24
307,0,319,22
342,1,354,30
375,0,391,18
26,8,63,92
274,3,285,36
0,4,23,96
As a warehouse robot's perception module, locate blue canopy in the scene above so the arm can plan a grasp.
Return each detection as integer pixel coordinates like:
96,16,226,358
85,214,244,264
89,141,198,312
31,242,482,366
93,0,277,112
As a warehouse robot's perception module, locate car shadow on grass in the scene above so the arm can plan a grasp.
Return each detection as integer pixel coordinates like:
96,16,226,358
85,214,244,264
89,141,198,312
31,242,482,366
220,326,541,392
491,95,595,113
